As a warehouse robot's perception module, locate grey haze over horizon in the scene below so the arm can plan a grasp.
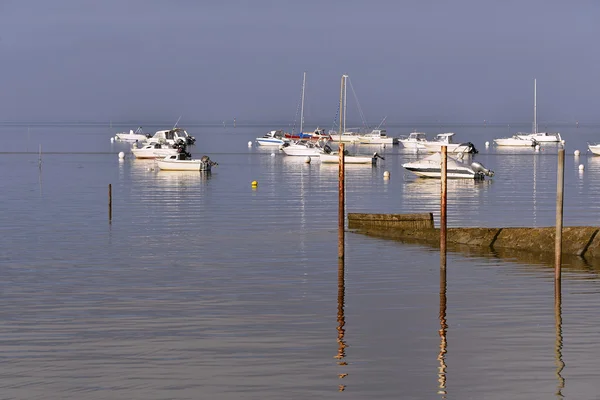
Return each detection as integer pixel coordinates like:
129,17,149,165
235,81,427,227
0,0,599,126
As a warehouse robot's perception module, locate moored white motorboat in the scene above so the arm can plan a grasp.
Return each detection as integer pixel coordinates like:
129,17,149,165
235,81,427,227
131,142,179,159
415,133,478,153
588,143,600,155
493,136,538,147
357,129,398,145
402,152,494,179
281,140,325,156
156,153,218,171
115,127,151,142
256,130,290,146
145,128,196,146
319,151,382,165
398,132,428,149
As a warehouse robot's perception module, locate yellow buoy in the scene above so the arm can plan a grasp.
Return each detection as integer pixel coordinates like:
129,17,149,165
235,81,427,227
251,180,258,187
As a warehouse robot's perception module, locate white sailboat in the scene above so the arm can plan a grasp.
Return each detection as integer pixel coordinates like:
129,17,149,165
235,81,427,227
320,74,383,165
515,79,562,143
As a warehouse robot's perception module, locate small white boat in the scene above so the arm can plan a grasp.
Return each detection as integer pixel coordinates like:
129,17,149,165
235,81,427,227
131,142,178,159
145,128,196,146
115,127,150,142
515,131,562,143
398,132,428,149
357,129,398,145
156,153,217,171
514,79,562,144
588,143,600,155
493,136,538,147
328,131,361,143
415,133,478,153
281,140,325,156
319,151,382,165
402,152,494,179
256,130,289,146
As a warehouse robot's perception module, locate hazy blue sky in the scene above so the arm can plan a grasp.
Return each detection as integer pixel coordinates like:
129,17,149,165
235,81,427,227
1,0,599,124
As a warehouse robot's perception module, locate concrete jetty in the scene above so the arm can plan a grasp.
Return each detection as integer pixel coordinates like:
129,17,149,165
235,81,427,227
348,213,600,259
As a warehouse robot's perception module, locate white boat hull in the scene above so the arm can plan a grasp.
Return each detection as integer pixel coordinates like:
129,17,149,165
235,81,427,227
402,153,493,179
319,153,376,164
494,137,536,147
358,137,396,145
116,133,148,142
281,144,323,156
256,138,286,146
156,159,213,171
329,133,361,143
515,133,562,143
588,144,600,155
132,148,178,159
416,143,474,153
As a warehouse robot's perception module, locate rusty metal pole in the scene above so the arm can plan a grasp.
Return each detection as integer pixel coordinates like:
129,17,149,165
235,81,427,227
108,183,112,222
555,148,564,281
338,143,345,260
440,146,447,269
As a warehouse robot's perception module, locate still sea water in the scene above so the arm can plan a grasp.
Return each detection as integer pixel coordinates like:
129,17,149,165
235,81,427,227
1,123,600,399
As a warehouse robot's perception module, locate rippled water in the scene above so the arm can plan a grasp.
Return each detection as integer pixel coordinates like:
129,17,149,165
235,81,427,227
1,123,600,399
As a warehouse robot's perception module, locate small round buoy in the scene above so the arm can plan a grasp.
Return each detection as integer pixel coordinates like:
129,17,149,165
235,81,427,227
118,151,125,159
561,140,566,145
535,144,540,151
574,150,580,156
383,171,390,179
110,137,114,143
270,153,275,157
114,135,118,140
579,164,585,171
485,141,489,147
251,180,258,187
248,141,253,147
304,156,311,164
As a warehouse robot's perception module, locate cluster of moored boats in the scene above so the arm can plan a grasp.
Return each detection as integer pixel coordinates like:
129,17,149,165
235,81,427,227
114,127,217,171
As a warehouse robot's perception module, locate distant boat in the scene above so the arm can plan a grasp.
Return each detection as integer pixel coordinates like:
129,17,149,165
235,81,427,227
398,132,428,149
146,128,196,146
115,127,151,142
494,135,538,147
357,129,398,145
587,142,600,155
415,133,478,154
131,142,178,159
156,144,217,171
255,130,289,147
281,140,325,156
402,152,494,179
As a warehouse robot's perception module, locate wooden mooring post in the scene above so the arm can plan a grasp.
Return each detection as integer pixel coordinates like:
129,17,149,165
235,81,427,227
555,148,564,281
108,183,112,222
440,146,447,269
338,143,345,259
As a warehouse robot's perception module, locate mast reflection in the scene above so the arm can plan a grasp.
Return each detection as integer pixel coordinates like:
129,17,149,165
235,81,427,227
335,258,348,392
555,281,565,397
438,267,448,398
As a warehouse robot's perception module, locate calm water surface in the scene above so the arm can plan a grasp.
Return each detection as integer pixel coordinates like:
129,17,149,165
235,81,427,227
1,124,600,399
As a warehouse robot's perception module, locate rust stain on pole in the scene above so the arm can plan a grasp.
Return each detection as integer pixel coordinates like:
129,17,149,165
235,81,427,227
554,278,564,395
108,183,112,222
440,146,447,269
338,143,345,259
555,148,564,281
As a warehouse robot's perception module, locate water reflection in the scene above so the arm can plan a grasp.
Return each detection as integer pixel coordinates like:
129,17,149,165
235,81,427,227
555,281,565,397
335,258,348,392
154,170,212,186
438,267,448,398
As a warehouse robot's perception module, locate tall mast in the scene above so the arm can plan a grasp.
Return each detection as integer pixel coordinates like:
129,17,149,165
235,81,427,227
533,78,537,134
338,75,344,135
343,75,348,133
300,71,306,134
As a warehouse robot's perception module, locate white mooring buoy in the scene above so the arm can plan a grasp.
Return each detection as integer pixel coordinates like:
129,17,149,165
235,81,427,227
579,164,585,171
485,141,489,147
383,171,390,179
574,149,580,156
118,151,125,159
248,141,253,147
304,156,311,164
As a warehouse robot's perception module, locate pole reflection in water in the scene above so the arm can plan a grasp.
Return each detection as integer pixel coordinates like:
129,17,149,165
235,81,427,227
555,280,565,397
438,266,448,398
335,258,348,392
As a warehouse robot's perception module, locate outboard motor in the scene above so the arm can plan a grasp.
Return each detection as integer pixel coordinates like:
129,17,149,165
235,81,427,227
323,144,332,154
459,142,478,154
373,152,385,160
470,161,494,178
200,155,218,170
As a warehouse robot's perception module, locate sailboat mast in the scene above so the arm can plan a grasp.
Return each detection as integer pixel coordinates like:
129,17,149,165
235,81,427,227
300,72,306,134
533,78,537,134
343,75,348,133
338,75,344,135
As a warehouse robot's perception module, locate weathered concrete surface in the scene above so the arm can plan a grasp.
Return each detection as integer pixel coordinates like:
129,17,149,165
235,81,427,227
348,213,600,259
348,213,434,230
